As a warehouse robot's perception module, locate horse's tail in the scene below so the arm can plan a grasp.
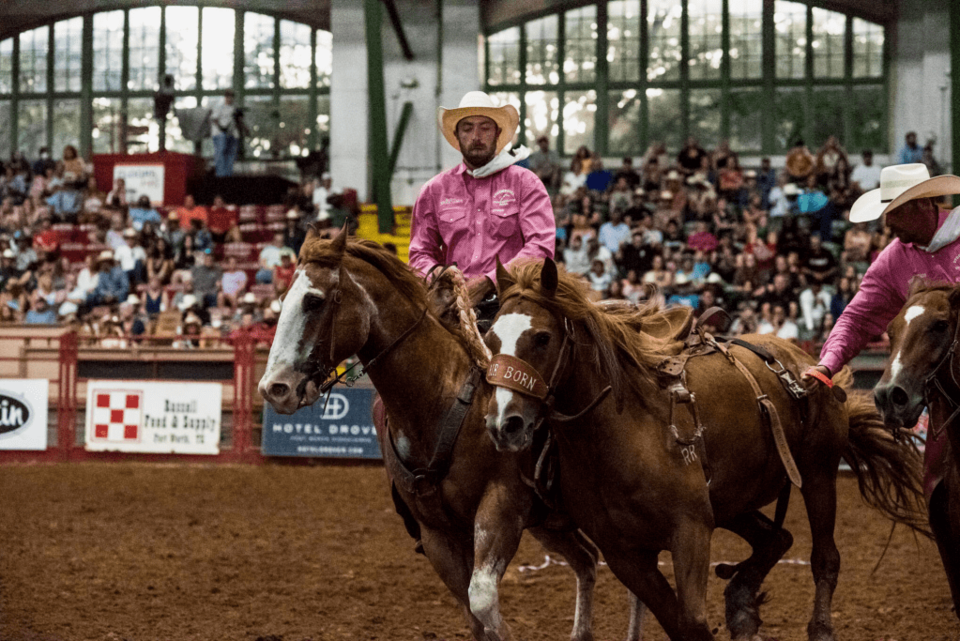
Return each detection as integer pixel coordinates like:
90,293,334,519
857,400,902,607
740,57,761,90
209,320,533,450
841,385,933,539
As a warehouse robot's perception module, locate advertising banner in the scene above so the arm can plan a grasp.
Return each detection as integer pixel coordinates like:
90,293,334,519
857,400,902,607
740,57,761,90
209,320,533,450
113,164,165,205
0,379,49,451
261,387,381,459
85,381,221,454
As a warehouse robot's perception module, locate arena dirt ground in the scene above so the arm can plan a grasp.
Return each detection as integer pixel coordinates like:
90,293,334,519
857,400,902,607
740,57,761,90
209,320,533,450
0,462,956,641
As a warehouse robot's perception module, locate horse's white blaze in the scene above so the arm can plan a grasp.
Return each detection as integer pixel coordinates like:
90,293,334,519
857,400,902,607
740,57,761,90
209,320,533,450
489,313,533,426
904,304,925,326
889,351,904,384
264,269,313,377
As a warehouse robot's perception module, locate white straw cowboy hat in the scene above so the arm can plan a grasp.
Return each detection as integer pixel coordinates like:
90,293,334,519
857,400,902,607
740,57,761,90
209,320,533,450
437,91,519,156
850,163,960,223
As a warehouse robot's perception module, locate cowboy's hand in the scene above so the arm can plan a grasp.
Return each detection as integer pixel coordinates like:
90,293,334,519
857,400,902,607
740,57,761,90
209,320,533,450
465,275,495,308
801,364,832,391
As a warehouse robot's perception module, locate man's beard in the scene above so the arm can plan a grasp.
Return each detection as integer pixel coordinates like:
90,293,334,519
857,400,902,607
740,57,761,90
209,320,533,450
462,144,497,169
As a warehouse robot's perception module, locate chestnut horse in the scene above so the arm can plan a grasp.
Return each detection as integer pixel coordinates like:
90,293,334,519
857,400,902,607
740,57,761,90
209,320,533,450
483,258,929,641
874,282,960,619
258,228,645,641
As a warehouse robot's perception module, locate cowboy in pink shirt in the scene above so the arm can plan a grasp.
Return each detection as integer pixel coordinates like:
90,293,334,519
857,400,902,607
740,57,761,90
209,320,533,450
804,164,960,380
409,91,555,312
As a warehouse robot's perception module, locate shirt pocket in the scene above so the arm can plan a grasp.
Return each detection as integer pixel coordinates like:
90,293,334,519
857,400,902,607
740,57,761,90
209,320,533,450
489,206,520,239
437,208,468,245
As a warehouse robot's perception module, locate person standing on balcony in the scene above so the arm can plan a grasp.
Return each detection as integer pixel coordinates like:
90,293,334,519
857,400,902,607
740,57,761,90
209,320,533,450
211,89,240,177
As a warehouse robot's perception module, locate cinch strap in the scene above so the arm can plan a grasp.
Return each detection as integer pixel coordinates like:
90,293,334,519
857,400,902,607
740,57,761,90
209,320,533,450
486,353,549,400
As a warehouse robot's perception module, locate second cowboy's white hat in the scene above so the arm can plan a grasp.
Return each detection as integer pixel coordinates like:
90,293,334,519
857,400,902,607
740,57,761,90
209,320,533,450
437,91,519,156
850,163,960,223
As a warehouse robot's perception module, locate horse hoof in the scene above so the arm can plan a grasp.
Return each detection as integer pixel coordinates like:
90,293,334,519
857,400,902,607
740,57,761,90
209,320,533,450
716,563,738,579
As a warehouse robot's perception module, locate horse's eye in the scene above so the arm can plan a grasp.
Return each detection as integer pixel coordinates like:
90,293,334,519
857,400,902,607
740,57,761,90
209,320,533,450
533,332,551,348
303,293,325,313
933,320,950,333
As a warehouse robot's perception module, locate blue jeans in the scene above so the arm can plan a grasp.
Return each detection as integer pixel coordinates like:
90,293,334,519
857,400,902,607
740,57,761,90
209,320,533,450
213,133,238,177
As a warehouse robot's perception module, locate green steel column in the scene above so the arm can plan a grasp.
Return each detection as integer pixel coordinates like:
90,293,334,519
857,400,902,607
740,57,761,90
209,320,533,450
308,28,319,151
761,0,775,153
365,0,394,234
158,8,167,152
680,0,690,142
120,10,130,154
639,0,649,150
720,0,730,140
11,35,19,152
595,2,609,156
80,15,94,160
803,5,814,147
46,25,54,151
952,0,960,182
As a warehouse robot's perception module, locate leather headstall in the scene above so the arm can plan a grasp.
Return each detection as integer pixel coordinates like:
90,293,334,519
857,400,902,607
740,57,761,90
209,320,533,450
922,308,960,438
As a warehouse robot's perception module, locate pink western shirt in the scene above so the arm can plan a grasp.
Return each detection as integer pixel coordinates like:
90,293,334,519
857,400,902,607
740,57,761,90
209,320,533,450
408,163,555,283
820,208,960,375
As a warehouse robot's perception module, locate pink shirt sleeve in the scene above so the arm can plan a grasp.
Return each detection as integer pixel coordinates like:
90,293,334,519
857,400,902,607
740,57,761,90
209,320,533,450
819,243,906,374
408,179,444,278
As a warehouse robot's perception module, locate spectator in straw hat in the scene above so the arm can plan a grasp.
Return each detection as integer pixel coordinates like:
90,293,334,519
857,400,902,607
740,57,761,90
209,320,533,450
87,249,129,307
409,90,554,322
804,163,960,388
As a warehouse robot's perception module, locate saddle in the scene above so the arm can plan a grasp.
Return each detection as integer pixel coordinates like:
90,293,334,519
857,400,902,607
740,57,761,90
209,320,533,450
655,308,808,488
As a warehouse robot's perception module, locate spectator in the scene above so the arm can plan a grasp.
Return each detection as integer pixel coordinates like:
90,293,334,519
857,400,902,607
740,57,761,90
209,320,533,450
897,131,923,165
61,145,87,181
207,194,237,244
757,303,799,342
146,237,175,285
667,273,699,308
160,209,185,252
283,211,306,256
814,136,849,187
686,221,718,254
188,219,213,253
562,234,591,276
272,249,296,295
25,291,57,324
114,228,147,286
618,229,655,278
256,232,288,284
621,270,645,303
756,157,777,210
608,177,634,213
922,138,942,176
82,176,106,221
785,139,815,183
191,249,222,309
211,89,241,177
45,173,82,224
801,234,838,286
798,280,832,338
643,254,673,289
677,137,708,175
312,173,333,224
141,276,169,317
217,256,248,310
585,155,614,193
614,157,641,190
88,250,129,307
849,150,881,194
598,209,630,254
129,195,162,231
118,294,147,340
33,216,59,253
32,147,55,178
587,258,613,297
173,312,204,349
797,175,836,241
176,194,208,231
106,178,127,208
528,135,562,194
830,276,856,320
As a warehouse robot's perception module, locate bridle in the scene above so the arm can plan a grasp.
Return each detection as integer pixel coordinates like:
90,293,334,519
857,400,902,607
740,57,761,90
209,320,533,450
920,306,960,436
294,274,428,407
485,308,611,432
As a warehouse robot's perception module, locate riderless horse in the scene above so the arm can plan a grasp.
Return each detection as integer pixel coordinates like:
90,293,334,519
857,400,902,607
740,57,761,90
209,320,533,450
483,257,929,641
258,227,645,641
874,281,960,619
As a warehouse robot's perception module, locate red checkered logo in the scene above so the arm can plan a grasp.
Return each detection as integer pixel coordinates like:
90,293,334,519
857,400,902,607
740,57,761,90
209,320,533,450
91,390,143,442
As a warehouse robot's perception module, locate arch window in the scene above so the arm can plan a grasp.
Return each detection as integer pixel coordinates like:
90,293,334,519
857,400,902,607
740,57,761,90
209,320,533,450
484,0,887,156
0,5,332,162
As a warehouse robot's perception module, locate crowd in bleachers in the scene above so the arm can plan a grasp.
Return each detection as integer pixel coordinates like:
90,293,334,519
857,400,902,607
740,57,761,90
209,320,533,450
0,144,356,347
526,131,943,350
0,130,945,352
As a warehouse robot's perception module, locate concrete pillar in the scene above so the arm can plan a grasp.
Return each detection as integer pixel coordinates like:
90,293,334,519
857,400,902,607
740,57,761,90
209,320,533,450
330,0,481,206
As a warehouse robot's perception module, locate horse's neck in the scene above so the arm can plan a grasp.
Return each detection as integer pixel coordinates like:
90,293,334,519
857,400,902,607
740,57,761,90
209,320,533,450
363,308,480,452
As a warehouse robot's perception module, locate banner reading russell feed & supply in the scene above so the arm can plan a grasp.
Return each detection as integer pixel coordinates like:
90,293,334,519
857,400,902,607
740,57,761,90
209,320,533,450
85,381,221,454
0,379,49,451
261,387,380,459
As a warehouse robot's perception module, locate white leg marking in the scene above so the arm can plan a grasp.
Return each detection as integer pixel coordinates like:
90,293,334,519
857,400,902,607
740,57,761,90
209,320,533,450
904,305,925,325
468,565,501,629
489,313,532,427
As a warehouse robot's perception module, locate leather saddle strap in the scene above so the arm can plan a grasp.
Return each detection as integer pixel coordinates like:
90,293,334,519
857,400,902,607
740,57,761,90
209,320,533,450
727,353,803,489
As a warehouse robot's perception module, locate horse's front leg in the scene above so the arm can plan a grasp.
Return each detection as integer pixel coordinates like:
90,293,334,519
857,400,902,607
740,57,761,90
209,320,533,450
799,471,840,641
670,516,716,641
468,487,530,640
528,525,604,641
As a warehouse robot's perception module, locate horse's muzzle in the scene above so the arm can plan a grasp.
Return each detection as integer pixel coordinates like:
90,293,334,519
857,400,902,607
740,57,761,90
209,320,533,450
874,381,923,429
259,367,318,414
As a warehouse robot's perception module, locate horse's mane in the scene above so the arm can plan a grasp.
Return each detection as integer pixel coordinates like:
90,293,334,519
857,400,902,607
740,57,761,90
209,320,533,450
499,260,688,404
298,234,489,366
907,277,959,299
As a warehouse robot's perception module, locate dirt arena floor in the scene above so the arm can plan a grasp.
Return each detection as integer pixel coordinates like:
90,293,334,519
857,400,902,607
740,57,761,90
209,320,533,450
0,462,956,641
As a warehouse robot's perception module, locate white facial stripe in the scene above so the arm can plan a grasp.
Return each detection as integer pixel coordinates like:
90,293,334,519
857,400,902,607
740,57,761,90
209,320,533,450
904,305,925,326
889,351,903,383
489,313,533,425
264,268,312,376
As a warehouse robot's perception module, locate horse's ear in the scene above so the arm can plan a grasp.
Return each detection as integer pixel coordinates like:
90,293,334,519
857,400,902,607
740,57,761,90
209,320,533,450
329,222,349,257
495,256,516,296
540,258,558,298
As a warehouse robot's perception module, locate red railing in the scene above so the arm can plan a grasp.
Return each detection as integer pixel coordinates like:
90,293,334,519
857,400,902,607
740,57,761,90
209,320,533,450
0,331,263,464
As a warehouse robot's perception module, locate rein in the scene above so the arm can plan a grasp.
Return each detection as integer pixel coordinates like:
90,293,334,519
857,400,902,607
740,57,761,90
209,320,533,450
922,311,960,437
